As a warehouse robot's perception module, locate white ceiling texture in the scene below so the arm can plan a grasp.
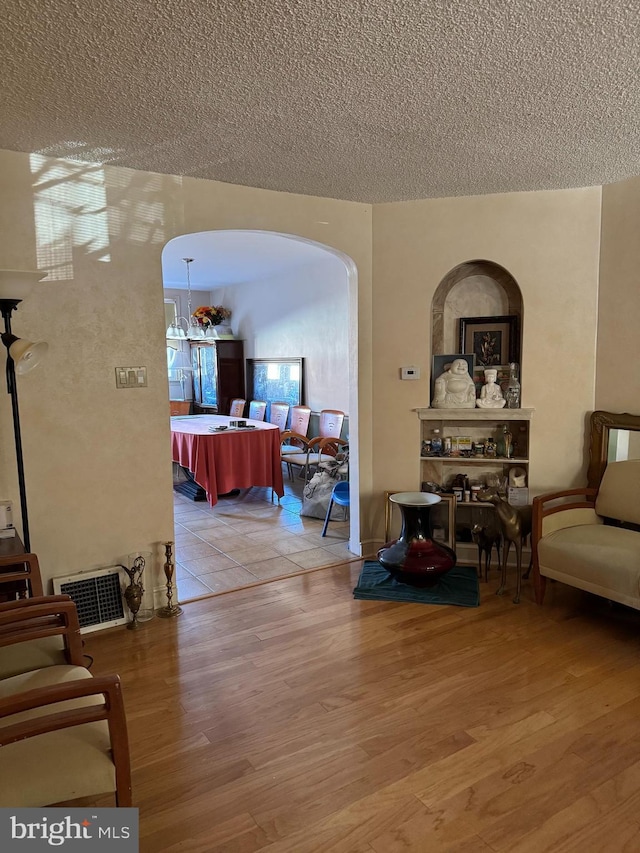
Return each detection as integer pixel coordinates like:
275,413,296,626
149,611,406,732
4,0,640,206
4,1,640,285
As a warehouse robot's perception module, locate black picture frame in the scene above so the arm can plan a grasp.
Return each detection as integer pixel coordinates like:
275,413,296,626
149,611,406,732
458,315,519,368
246,357,305,419
431,353,475,403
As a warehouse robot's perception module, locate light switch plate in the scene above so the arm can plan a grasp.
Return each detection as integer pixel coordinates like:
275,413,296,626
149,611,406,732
115,366,147,388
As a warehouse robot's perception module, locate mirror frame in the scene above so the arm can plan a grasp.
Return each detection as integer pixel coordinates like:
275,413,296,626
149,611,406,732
587,410,640,488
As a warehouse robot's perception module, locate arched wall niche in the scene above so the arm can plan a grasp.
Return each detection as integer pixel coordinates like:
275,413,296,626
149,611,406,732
431,259,523,359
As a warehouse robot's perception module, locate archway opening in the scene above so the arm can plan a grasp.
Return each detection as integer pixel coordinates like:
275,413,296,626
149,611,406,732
161,230,360,600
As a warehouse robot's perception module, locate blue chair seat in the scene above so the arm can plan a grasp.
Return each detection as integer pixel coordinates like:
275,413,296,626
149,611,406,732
321,481,350,537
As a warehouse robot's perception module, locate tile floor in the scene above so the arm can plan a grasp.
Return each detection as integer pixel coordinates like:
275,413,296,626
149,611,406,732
173,475,353,601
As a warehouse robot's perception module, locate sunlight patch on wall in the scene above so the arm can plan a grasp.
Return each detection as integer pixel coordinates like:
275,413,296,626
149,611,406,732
30,154,111,280
105,169,171,246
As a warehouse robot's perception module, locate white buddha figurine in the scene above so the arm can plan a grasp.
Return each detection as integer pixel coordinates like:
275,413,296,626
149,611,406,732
477,367,506,408
432,358,477,409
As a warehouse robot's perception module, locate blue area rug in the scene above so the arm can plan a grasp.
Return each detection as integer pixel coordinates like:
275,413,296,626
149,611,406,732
354,561,480,607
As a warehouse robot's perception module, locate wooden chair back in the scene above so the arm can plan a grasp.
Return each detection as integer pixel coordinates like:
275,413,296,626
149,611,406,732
318,409,345,439
248,400,267,421
289,405,311,437
269,402,290,432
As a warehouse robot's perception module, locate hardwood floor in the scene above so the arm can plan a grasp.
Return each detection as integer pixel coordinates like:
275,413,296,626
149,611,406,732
81,564,640,851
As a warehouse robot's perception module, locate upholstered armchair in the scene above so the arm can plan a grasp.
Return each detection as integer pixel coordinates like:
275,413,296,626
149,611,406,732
532,458,640,610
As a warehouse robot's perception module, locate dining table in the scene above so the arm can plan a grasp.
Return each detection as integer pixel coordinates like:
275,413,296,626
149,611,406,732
170,415,284,505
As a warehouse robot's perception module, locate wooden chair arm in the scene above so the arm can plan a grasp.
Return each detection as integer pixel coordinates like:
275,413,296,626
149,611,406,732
0,673,132,806
0,596,84,666
280,430,310,449
533,487,598,508
0,595,72,616
532,487,599,549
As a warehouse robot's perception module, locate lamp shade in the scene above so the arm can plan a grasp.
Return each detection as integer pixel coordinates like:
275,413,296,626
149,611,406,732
8,337,48,374
0,270,46,301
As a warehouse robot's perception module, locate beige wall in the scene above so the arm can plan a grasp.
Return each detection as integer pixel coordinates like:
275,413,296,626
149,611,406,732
371,186,602,539
1,145,628,577
598,175,640,412
0,150,372,595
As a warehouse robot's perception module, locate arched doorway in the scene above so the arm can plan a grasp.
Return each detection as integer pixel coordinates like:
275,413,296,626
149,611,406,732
162,230,360,599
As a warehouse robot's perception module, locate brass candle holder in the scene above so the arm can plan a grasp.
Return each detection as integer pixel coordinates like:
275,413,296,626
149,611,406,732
157,541,182,618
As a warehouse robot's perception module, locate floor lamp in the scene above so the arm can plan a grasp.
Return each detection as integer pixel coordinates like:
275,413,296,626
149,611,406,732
0,270,48,552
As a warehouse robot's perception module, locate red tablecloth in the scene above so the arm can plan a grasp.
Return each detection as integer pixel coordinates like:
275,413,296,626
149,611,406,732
170,415,284,505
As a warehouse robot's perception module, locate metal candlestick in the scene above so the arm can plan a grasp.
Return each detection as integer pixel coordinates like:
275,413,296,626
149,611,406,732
157,541,182,618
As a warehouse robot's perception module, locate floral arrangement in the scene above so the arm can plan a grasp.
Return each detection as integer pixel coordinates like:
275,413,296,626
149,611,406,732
193,305,232,326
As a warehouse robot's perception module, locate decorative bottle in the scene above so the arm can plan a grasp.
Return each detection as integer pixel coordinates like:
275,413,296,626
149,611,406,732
505,362,521,409
502,424,513,459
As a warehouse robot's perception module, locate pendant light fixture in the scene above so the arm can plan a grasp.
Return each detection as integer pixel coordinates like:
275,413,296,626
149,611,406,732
183,257,205,340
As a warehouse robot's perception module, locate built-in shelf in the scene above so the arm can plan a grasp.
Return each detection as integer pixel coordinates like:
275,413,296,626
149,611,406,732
420,456,529,464
415,408,534,421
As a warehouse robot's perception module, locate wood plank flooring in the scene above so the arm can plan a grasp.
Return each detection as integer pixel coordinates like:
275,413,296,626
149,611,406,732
80,563,640,851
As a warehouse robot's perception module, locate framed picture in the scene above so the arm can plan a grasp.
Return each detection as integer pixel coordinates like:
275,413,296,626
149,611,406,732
431,353,475,403
458,315,519,368
246,358,305,418
383,490,456,553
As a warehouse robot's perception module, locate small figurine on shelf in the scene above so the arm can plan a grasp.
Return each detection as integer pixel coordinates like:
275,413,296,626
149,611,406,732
432,359,477,409
477,368,506,408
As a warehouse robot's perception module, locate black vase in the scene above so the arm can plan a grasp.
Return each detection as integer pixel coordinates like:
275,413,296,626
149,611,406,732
378,492,456,586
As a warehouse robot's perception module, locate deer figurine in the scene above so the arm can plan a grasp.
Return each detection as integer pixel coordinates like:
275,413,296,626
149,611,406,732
471,523,501,583
477,486,532,603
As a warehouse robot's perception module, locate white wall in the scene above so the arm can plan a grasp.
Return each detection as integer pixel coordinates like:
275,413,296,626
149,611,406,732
209,254,350,413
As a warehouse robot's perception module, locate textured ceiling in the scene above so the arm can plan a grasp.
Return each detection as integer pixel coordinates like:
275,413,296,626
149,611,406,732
3,0,640,203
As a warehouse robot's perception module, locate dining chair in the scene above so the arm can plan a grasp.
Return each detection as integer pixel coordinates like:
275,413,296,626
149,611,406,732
280,430,311,481
268,401,290,433
229,398,246,417
299,410,346,480
280,405,312,469
284,436,348,484
321,481,350,536
248,400,267,421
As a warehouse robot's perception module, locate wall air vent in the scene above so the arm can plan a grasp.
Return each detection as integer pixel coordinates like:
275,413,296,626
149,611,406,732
52,565,128,633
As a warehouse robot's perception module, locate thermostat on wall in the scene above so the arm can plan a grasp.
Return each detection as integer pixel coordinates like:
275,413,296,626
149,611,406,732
400,366,420,380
